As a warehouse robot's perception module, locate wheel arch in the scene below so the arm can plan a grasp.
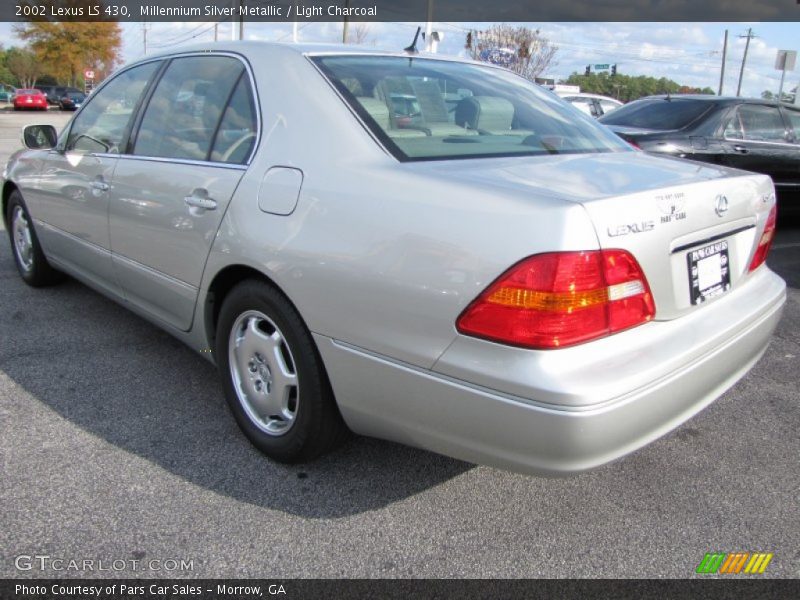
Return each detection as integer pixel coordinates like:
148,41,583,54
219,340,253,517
203,264,306,355
2,180,19,229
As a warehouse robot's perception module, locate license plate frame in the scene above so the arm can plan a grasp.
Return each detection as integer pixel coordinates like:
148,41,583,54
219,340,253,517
687,240,731,305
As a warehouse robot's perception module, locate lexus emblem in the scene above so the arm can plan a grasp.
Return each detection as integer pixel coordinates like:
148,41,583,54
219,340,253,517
714,194,729,217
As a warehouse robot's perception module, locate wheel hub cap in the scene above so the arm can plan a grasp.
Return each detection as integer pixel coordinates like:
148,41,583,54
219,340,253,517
11,205,34,272
228,311,299,436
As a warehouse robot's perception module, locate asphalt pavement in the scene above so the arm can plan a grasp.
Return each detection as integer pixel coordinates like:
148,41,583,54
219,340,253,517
0,109,798,579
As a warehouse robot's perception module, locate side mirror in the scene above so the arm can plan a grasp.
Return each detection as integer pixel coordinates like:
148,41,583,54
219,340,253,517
22,124,57,150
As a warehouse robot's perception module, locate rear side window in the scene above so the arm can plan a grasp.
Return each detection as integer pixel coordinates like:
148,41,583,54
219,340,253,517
133,56,244,162
734,105,787,142
66,61,161,154
209,75,258,164
599,99,620,114
784,107,800,142
599,99,711,130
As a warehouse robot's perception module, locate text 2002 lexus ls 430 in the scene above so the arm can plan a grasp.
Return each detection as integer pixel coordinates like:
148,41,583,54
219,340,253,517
3,43,786,475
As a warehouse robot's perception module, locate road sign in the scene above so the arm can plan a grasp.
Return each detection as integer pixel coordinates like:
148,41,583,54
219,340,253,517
84,69,95,80
775,50,796,71
594,64,610,70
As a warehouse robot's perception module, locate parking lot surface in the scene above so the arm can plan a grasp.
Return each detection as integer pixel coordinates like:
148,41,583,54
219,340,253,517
1,109,798,578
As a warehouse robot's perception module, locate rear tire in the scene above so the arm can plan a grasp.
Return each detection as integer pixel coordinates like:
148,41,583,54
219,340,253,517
215,279,349,463
6,190,63,287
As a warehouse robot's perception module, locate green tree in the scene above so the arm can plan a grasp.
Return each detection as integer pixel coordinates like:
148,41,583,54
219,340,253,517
0,46,18,87
564,71,716,102
14,21,122,86
6,47,41,89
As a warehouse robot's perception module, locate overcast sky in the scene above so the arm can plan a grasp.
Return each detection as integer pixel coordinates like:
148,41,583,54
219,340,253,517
1,21,798,97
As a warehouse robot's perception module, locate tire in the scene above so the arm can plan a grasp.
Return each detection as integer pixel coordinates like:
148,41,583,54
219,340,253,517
6,190,63,287
215,279,349,463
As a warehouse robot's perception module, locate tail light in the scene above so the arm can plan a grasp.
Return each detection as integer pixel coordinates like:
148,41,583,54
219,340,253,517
748,205,777,272
627,140,642,150
456,250,655,349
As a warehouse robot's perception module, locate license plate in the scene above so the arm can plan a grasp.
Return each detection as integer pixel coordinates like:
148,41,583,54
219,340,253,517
687,240,731,305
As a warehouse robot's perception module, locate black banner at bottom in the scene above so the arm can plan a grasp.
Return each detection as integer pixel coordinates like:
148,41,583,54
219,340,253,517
3,579,800,600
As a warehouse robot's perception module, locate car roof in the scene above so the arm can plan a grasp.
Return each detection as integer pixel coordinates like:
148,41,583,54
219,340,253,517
559,92,621,102
139,40,487,67
635,94,794,108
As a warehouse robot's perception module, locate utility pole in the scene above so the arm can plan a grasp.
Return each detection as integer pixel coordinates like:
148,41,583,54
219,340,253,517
718,29,728,95
292,21,298,43
214,22,218,42
342,0,350,43
239,0,244,40
736,28,755,97
425,0,434,52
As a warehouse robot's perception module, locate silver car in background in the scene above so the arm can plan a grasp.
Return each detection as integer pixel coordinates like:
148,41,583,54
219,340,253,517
2,43,785,475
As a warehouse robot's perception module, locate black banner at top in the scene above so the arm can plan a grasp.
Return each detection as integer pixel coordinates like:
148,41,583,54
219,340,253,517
4,0,800,22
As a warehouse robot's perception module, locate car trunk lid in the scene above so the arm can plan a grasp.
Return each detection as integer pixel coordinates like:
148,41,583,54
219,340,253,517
413,150,776,320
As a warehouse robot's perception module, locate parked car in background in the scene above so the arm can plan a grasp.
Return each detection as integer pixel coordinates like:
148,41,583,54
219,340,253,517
599,96,800,206
35,85,58,106
12,89,48,111
2,43,785,475
557,92,623,118
0,84,16,102
59,90,87,111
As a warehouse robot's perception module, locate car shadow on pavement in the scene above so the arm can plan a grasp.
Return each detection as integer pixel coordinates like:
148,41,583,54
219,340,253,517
0,254,473,519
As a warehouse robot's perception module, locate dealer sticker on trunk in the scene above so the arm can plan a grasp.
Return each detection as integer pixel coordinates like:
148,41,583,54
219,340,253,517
687,240,731,305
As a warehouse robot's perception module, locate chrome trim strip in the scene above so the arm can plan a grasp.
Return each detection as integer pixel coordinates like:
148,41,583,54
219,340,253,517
722,137,797,148
671,225,756,254
112,252,197,292
96,153,248,171
37,219,110,254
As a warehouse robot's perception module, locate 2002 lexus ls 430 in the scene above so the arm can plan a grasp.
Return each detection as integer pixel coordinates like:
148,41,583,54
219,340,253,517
3,43,786,474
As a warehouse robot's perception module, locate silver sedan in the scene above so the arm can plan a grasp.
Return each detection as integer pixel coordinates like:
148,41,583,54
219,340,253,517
2,43,786,475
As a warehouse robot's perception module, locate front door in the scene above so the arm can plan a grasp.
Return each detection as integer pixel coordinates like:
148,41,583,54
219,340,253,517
28,61,162,296
108,55,259,331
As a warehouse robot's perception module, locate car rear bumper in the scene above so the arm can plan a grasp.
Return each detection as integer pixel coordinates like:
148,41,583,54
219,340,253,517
315,267,785,475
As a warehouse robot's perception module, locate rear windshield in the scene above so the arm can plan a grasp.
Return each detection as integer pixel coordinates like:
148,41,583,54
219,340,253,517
599,98,712,130
311,55,629,161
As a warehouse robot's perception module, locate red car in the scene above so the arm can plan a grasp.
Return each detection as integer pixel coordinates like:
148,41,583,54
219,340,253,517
13,89,48,111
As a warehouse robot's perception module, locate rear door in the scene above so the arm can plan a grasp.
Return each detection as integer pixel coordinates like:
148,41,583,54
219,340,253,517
721,103,796,189
108,54,259,331
778,105,800,194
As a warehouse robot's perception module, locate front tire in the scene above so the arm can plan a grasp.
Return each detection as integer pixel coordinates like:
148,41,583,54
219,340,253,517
6,190,62,287
215,280,349,463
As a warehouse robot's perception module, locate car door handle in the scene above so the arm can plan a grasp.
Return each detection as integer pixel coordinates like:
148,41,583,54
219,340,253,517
184,193,217,211
732,145,749,154
90,180,110,191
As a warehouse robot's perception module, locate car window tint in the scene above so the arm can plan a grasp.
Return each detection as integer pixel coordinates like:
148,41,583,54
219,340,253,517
134,56,244,162
723,109,744,139
66,62,160,154
783,107,800,142
737,105,787,142
599,99,711,130
209,74,257,164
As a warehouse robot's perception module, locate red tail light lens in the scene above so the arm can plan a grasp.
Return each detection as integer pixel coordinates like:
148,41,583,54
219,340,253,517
748,205,777,272
456,250,655,349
